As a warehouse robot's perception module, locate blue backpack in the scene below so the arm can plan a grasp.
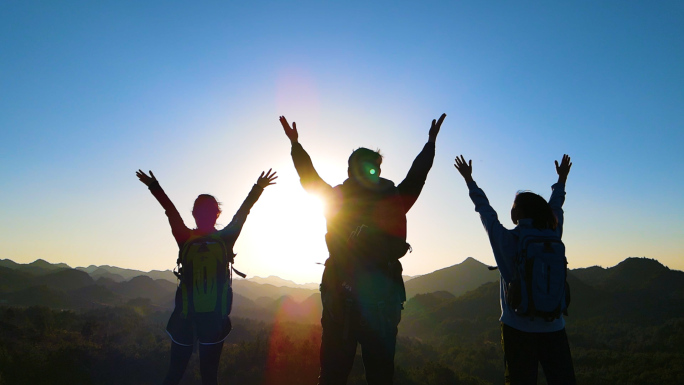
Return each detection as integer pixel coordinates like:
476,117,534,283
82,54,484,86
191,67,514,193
506,228,571,321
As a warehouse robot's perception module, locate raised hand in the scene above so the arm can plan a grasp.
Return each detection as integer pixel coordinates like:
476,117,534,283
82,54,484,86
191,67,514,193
279,116,298,144
256,169,278,189
428,113,447,143
453,155,473,184
136,170,158,187
555,154,572,184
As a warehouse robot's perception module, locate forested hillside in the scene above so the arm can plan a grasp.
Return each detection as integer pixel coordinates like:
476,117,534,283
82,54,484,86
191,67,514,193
1,257,682,384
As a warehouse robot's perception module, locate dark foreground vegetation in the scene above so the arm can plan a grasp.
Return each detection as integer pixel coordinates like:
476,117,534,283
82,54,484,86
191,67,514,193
1,300,682,385
0,304,487,385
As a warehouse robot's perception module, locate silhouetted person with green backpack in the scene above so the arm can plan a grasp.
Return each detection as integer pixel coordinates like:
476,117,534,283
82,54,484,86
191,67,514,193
279,114,445,385
136,168,277,385
453,154,576,385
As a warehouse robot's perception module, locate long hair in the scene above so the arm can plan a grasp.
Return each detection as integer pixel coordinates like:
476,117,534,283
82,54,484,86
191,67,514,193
512,191,557,230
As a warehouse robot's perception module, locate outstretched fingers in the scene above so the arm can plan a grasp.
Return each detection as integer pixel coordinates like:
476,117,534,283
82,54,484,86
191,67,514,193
429,113,447,141
136,169,156,186
555,154,572,174
265,168,278,181
279,116,298,142
279,116,290,133
453,155,468,168
257,168,278,188
453,155,473,181
436,113,446,128
562,154,572,166
564,154,572,169
555,154,572,183
279,116,289,128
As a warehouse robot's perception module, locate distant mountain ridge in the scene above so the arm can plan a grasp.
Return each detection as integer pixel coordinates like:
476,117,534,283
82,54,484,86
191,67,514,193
0,258,70,276
246,275,319,290
232,279,318,303
0,259,322,322
404,257,500,299
2,256,682,328
76,264,177,283
572,257,684,294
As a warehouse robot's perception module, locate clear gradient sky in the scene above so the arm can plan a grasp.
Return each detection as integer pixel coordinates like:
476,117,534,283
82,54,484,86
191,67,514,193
1,1,682,284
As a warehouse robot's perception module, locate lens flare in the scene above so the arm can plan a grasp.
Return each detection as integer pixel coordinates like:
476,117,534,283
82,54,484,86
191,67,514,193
263,296,322,384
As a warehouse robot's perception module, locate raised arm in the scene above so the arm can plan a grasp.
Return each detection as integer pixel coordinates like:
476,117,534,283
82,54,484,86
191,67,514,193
218,169,277,248
279,116,333,197
136,170,191,247
396,113,446,212
454,156,517,281
550,154,571,237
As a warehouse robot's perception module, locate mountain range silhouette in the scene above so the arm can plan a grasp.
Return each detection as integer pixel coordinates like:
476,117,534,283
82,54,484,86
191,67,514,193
1,256,682,327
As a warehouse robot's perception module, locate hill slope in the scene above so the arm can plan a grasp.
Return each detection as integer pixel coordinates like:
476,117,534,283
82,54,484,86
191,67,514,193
404,257,499,299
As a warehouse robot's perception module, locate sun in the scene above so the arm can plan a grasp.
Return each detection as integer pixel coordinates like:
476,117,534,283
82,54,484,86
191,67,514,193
235,179,330,284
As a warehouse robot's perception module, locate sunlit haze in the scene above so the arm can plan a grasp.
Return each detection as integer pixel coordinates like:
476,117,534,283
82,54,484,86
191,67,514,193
1,1,682,283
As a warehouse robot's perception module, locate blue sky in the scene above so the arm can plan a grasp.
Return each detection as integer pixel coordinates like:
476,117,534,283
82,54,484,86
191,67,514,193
1,1,682,283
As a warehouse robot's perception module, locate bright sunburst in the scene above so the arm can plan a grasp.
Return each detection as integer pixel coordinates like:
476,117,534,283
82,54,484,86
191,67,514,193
236,178,329,284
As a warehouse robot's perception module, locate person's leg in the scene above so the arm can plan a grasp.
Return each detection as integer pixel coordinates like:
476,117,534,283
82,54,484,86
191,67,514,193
318,309,358,385
162,341,193,385
359,303,400,385
359,330,397,385
538,328,576,385
198,341,224,385
501,323,539,385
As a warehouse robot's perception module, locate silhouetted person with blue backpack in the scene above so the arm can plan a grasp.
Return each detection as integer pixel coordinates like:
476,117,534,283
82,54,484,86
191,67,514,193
136,168,277,385
280,114,445,385
453,154,576,385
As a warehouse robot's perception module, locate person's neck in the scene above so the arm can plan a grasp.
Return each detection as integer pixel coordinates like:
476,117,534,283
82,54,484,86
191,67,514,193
196,225,216,234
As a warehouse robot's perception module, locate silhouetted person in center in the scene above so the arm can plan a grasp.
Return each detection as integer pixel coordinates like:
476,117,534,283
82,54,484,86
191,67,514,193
136,168,277,385
454,154,576,385
280,114,446,385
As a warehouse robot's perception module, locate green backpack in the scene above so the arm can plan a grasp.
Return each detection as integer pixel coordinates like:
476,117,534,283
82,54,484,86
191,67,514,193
176,234,235,318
